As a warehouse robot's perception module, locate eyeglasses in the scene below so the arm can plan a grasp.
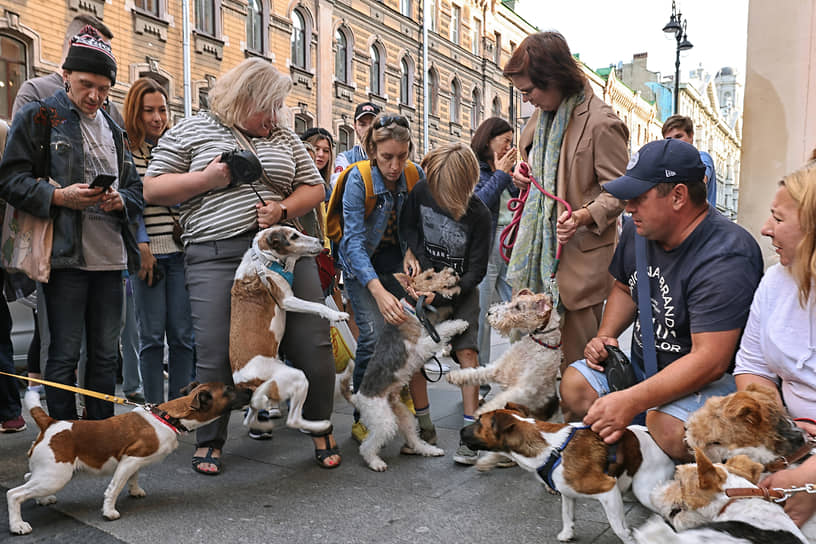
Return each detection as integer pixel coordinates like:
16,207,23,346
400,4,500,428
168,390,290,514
518,87,535,98
376,115,410,129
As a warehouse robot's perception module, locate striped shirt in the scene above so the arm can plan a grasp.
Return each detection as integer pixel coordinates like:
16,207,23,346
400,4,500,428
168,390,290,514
145,111,323,244
132,141,183,255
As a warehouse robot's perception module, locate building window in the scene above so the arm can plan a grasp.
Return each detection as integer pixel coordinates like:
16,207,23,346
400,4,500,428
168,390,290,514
400,0,411,17
429,4,436,32
135,0,160,16
369,43,384,96
400,57,413,106
338,125,353,153
492,96,501,117
450,78,461,124
428,68,439,116
195,0,216,35
291,10,306,69
494,31,501,65
470,88,481,128
335,28,349,83
450,5,461,45
471,18,481,56
294,113,311,134
0,35,26,120
246,0,264,53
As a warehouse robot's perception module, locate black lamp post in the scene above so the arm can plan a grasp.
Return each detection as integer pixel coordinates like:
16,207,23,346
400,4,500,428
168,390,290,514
663,0,693,115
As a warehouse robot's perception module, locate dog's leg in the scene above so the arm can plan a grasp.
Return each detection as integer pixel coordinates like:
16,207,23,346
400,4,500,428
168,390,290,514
447,365,497,386
7,466,72,535
392,396,443,457
280,375,332,434
595,489,634,544
102,459,146,521
475,451,505,472
357,395,398,472
557,495,576,542
280,296,349,322
474,388,524,417
126,471,146,498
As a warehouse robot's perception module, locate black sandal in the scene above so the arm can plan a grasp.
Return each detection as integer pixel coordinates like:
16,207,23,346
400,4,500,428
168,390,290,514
312,426,341,469
191,447,222,476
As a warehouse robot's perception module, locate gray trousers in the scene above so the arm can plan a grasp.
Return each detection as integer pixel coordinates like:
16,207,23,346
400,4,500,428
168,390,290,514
185,233,335,449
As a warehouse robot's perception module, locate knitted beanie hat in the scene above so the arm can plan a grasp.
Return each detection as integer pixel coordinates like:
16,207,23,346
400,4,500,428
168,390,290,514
62,25,117,86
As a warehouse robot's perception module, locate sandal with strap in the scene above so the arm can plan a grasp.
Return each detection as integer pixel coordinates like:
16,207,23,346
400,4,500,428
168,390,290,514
191,447,222,476
312,426,341,469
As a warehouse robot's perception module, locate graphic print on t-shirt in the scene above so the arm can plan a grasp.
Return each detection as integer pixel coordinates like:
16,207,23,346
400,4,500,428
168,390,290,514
420,204,467,274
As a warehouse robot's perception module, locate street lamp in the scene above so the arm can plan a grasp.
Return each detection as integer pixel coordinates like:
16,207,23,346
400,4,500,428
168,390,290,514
663,0,693,114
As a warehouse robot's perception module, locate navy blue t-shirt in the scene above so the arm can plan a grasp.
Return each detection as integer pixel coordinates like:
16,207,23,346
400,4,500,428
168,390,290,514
610,206,763,373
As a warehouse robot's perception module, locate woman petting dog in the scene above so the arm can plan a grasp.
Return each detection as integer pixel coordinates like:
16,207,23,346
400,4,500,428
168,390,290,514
400,143,492,465
143,58,341,473
733,152,816,527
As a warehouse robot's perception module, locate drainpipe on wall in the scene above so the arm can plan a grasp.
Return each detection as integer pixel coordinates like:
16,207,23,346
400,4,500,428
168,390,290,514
182,0,192,117
422,0,429,154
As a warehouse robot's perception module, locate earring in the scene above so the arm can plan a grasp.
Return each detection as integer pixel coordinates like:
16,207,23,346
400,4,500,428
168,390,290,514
64,81,70,93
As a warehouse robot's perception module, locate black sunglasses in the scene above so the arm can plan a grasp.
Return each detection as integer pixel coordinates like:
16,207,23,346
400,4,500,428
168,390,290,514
376,115,409,129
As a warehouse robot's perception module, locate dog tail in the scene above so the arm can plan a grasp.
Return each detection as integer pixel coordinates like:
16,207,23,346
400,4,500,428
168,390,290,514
24,389,55,431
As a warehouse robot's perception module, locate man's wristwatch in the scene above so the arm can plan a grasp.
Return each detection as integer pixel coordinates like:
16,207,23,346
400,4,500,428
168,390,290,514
279,202,288,221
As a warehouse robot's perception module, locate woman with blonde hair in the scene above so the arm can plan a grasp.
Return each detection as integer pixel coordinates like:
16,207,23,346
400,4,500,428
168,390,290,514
734,154,816,527
144,57,340,473
399,142,492,465
123,77,195,406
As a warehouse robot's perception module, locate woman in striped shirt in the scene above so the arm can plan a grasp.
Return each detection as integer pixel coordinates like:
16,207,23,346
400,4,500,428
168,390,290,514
144,58,340,473
124,77,195,406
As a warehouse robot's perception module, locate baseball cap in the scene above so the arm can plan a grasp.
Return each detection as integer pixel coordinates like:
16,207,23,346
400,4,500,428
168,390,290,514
354,102,380,121
603,139,706,200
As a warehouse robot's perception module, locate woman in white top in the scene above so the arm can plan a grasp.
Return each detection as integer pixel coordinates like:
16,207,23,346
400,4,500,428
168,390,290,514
734,152,816,527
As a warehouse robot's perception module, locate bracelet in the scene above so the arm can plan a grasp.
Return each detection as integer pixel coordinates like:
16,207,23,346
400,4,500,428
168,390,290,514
794,418,816,427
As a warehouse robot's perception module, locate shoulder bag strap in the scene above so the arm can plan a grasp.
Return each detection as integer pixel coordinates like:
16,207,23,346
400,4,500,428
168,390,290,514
635,232,658,378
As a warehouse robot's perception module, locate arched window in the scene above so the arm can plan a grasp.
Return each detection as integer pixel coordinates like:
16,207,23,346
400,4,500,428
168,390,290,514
428,68,439,116
492,96,502,117
400,57,413,106
369,43,384,96
246,0,264,53
338,125,353,153
450,78,461,124
294,113,311,134
0,35,26,119
335,28,349,83
291,10,306,69
470,88,481,128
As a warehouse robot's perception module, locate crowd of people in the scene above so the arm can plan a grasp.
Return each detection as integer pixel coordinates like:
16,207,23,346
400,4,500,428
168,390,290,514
0,13,814,531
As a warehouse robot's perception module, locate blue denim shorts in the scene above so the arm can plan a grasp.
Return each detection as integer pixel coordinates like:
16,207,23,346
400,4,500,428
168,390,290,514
569,359,736,422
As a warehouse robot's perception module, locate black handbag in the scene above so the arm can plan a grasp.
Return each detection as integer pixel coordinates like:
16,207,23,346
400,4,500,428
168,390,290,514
603,345,638,392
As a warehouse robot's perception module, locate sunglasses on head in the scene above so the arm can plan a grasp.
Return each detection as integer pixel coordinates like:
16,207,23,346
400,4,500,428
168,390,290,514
376,115,409,129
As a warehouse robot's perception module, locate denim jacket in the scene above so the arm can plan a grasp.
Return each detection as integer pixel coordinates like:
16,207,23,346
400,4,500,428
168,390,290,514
337,161,425,286
475,160,516,233
0,90,143,272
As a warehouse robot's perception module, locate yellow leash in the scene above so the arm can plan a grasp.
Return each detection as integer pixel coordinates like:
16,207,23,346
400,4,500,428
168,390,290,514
0,370,137,406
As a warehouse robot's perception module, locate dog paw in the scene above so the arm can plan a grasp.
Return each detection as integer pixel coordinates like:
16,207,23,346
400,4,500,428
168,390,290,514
367,458,388,472
330,311,350,322
9,521,32,535
424,446,444,457
103,508,121,521
129,486,146,498
475,459,495,472
36,495,57,506
557,527,575,541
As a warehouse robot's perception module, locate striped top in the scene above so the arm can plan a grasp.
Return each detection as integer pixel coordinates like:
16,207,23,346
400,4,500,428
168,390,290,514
132,141,183,255
145,111,323,244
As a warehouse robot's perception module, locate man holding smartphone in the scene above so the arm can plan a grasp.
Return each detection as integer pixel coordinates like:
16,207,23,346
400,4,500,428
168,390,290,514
0,26,143,420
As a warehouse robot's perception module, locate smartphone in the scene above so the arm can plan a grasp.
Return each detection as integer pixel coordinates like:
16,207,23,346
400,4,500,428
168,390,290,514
90,173,116,191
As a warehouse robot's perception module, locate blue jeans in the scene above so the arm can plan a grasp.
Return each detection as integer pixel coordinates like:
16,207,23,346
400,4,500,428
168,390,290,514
345,276,385,393
120,276,142,395
133,252,194,404
477,227,512,366
0,284,20,421
43,269,123,420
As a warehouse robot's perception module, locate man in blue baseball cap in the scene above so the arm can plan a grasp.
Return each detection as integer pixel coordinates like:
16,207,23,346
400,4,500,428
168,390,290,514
559,138,763,461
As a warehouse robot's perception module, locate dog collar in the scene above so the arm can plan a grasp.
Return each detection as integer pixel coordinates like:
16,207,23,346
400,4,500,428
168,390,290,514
764,436,816,472
250,238,294,287
536,424,589,493
529,325,561,350
148,405,190,434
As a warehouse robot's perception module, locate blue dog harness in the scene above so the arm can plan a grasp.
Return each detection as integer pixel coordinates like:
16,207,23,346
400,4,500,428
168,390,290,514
250,238,295,287
536,424,590,493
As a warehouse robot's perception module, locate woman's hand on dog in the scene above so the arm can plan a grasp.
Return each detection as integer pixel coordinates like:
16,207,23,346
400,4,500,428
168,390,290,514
760,458,816,527
583,336,619,371
369,279,407,325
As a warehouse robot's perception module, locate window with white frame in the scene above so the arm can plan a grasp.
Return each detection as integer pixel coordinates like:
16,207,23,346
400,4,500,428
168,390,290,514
246,0,264,53
450,78,461,124
471,18,481,56
335,28,350,83
450,5,461,44
291,9,307,69
369,43,384,96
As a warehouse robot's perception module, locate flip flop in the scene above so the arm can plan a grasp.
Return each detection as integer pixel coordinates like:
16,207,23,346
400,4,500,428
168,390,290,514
191,447,222,476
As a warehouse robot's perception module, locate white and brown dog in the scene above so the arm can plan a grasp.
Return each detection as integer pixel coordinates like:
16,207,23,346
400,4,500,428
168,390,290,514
230,226,349,434
354,268,468,472
7,382,251,535
461,403,675,543
636,448,808,543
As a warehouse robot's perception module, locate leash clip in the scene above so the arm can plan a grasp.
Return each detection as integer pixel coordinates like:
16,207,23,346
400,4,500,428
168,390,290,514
415,295,440,343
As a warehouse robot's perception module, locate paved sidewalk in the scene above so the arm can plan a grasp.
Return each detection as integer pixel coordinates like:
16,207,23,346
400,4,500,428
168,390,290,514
0,329,650,544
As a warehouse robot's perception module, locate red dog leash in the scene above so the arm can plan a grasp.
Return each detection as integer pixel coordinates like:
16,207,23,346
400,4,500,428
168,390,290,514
499,163,573,272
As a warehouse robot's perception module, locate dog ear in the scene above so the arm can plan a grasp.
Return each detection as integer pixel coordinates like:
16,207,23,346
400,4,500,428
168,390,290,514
504,402,532,416
179,381,200,396
493,411,518,434
725,455,763,484
191,389,213,411
694,448,725,490
723,394,763,426
517,288,534,297
535,296,552,320
267,229,289,252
